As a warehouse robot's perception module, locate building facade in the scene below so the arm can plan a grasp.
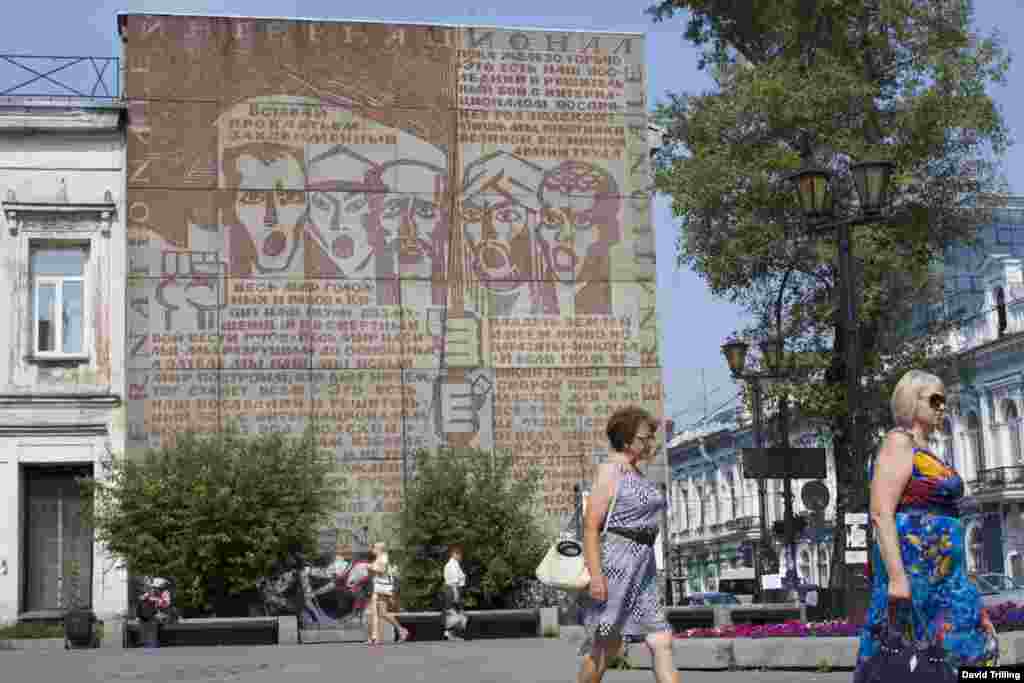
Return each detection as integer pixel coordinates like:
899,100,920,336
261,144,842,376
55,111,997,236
934,195,1024,579
663,196,1024,600
0,86,128,622
665,408,839,597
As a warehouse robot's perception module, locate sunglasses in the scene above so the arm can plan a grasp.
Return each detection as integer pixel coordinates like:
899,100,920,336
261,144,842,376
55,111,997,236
925,393,946,411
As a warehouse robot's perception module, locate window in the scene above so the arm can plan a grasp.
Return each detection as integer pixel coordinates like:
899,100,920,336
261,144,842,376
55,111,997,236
968,412,985,474
31,245,87,356
995,287,1008,337
1007,401,1022,463
942,418,955,468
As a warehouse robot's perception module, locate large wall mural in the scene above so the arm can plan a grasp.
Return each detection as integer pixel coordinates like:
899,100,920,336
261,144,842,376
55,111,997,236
121,14,663,549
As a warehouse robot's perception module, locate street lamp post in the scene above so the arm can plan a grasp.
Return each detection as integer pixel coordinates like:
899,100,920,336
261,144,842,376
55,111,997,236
786,160,895,617
721,339,792,601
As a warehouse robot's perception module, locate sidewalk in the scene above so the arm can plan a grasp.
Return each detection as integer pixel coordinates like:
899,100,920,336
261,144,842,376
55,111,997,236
0,639,852,683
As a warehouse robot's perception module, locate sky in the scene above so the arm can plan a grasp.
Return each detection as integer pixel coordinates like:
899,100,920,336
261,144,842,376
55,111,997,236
2,0,1021,431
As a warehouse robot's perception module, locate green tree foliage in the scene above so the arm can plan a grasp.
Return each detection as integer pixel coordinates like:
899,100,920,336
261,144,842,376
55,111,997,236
79,422,346,612
648,0,1011,586
396,448,549,610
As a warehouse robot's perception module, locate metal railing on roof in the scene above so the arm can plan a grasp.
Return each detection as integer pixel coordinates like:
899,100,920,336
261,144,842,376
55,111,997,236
0,55,119,100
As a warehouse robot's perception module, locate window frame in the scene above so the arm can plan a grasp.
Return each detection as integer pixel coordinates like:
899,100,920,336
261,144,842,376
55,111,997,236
30,242,90,360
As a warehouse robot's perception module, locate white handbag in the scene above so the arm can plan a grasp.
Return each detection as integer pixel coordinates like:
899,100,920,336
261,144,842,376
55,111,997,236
535,474,619,592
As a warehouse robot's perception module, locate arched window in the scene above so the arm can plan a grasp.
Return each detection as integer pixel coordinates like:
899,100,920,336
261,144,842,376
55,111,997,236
969,527,984,573
681,487,690,531
817,545,830,586
799,550,812,582
968,411,986,474
696,485,706,530
942,417,955,468
727,472,738,519
1007,401,1022,464
996,286,1008,337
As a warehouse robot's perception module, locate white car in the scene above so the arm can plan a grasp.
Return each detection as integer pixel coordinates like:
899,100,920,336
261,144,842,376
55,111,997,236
972,573,1024,607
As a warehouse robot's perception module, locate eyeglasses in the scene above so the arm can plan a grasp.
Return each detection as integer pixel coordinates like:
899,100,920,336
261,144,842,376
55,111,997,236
924,393,946,411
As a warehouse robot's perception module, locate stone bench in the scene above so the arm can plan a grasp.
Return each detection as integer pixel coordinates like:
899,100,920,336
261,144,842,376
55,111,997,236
663,607,716,631
298,608,541,643
123,617,280,648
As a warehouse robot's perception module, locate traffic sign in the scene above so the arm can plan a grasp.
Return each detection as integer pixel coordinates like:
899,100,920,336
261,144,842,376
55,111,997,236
801,480,830,511
742,447,827,479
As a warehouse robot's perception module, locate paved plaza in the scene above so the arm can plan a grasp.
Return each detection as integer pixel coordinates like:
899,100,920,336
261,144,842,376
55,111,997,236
0,639,852,683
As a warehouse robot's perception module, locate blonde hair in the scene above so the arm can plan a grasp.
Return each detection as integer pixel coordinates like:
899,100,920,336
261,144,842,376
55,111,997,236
891,369,944,429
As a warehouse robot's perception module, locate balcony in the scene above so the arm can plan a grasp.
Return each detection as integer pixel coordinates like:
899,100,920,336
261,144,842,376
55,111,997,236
971,466,1024,493
726,515,759,532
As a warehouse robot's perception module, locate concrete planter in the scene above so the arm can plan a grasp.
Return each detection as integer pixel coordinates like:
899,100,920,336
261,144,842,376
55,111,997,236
597,632,1024,670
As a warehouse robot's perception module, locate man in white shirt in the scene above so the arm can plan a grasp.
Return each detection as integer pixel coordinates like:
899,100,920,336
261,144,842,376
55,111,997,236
443,544,469,640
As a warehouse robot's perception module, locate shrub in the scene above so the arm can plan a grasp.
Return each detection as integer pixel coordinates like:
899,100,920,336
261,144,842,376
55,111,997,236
79,422,346,614
396,448,549,611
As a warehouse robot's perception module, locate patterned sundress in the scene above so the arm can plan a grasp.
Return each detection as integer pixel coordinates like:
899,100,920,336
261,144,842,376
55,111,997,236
853,434,999,680
578,462,670,655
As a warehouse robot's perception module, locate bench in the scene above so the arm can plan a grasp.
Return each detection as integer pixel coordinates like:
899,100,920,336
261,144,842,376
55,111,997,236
464,609,540,639
664,607,716,632
728,605,802,626
123,617,280,648
298,608,541,643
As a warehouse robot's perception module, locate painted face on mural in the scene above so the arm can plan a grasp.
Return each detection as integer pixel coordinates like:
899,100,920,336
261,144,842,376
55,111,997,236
230,150,306,273
307,189,375,275
536,161,620,282
462,199,534,289
373,160,448,279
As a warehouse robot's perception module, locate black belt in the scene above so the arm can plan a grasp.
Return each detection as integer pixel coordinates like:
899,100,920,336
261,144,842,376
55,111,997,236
606,527,657,546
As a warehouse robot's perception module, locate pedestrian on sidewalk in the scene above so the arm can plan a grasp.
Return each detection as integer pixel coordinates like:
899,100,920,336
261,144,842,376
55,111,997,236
367,541,410,646
443,544,469,640
576,406,679,683
853,370,999,679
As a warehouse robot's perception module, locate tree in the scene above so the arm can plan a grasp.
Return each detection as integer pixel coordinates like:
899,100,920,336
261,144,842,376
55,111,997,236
648,0,1011,588
396,448,549,610
80,422,346,613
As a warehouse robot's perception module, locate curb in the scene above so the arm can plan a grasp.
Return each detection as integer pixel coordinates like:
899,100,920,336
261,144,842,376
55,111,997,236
557,629,1024,670
0,638,67,652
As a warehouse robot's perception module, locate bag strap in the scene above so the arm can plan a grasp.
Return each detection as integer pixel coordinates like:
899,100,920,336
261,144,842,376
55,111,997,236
600,465,622,537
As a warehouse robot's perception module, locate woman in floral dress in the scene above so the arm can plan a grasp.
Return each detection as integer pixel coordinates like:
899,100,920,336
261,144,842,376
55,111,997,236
577,406,678,683
854,370,999,680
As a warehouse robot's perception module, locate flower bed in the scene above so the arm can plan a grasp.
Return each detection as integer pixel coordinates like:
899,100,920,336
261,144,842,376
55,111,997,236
675,619,861,639
672,601,1024,639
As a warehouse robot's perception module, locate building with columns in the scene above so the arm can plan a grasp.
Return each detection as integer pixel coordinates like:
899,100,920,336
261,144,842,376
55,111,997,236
665,407,839,597
664,195,1024,599
932,195,1024,579
0,58,128,624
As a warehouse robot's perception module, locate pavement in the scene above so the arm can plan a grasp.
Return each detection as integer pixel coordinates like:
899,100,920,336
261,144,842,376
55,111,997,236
0,639,852,683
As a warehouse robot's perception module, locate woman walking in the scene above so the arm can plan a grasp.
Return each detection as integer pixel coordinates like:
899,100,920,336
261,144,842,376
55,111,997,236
853,369,999,679
577,406,679,683
367,541,410,646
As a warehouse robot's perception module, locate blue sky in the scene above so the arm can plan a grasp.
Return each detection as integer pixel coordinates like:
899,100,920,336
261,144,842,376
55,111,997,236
3,0,1020,430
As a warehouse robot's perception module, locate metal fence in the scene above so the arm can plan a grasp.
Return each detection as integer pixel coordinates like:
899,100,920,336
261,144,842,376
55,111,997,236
0,55,119,100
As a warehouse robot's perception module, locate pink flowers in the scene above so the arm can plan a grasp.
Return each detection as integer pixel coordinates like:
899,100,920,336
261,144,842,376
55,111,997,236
143,590,171,610
674,619,861,638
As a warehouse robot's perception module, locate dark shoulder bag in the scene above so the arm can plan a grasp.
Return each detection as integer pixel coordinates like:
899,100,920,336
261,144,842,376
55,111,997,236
859,598,955,683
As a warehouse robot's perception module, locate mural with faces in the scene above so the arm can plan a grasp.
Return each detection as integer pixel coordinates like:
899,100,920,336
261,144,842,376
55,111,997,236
123,15,659,528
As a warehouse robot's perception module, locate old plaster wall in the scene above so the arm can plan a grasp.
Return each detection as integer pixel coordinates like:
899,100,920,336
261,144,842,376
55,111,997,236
0,105,127,622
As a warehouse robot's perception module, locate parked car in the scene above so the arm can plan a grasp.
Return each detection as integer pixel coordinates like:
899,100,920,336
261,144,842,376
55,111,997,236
970,573,1024,607
682,592,740,606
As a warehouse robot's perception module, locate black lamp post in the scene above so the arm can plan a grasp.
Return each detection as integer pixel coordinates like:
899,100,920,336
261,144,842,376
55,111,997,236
786,159,894,617
722,338,793,601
